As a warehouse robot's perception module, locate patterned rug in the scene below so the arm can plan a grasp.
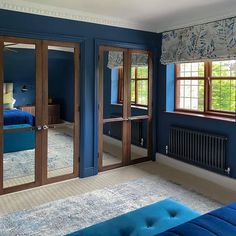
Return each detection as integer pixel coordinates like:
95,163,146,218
0,176,221,236
3,127,73,180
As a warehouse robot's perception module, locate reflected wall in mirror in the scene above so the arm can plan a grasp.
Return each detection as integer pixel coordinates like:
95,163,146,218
131,119,148,160
103,51,124,119
47,45,75,179
102,121,123,167
3,42,36,188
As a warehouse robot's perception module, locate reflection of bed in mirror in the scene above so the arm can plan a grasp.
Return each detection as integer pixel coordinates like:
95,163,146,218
3,83,35,153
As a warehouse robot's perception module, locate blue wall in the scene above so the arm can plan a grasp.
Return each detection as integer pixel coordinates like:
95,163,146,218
0,9,159,177
4,48,74,122
4,49,36,106
48,50,74,122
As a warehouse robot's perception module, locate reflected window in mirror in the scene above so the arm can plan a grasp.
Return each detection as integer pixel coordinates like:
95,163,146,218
117,66,149,107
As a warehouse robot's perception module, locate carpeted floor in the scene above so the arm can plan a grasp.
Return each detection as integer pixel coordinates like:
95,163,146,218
3,130,123,181
3,127,74,181
0,176,221,236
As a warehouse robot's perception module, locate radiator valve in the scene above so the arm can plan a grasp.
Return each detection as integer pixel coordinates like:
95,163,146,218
165,145,168,155
225,167,231,175
140,138,144,146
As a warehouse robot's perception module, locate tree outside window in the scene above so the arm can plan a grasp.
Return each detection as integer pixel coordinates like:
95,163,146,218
118,66,149,107
175,60,236,117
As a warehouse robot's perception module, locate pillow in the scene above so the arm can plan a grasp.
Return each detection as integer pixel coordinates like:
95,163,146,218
4,103,13,110
4,83,13,93
4,92,13,104
4,97,16,110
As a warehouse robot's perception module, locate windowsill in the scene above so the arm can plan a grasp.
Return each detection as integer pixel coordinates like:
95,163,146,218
111,103,148,110
165,111,236,123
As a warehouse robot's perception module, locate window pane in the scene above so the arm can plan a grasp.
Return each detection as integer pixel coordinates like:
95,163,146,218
137,80,148,105
137,66,148,78
131,67,135,79
178,62,204,77
131,79,135,102
211,80,236,112
177,80,204,111
212,60,236,77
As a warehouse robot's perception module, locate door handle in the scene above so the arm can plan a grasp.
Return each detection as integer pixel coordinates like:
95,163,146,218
36,125,42,131
35,125,48,131
43,125,48,130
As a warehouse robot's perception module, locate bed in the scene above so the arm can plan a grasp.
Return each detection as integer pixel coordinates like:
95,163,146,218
4,109,35,126
157,202,236,236
3,110,35,153
3,83,35,153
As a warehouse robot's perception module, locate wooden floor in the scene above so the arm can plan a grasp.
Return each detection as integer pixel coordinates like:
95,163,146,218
0,160,236,217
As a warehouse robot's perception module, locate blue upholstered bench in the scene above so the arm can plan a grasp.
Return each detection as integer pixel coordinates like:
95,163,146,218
67,199,200,236
4,124,35,153
157,202,236,236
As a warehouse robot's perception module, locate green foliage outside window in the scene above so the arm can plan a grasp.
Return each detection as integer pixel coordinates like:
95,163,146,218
178,60,236,113
131,66,148,106
210,61,236,112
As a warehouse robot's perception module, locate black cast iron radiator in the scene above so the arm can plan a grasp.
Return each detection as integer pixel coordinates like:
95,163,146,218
168,126,229,175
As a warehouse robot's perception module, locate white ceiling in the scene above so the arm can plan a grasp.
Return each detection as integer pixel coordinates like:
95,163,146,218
1,0,236,32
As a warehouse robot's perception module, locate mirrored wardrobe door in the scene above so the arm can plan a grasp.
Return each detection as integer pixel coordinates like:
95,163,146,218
98,46,153,171
128,51,153,163
128,51,151,163
42,41,79,182
98,47,127,171
0,37,42,192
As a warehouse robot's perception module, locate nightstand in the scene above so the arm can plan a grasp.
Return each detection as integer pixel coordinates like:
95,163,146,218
20,104,61,124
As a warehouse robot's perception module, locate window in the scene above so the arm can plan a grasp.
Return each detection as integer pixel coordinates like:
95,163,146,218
175,60,236,117
118,66,149,107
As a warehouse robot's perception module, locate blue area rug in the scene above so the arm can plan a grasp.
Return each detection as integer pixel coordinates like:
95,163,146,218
3,128,73,180
0,177,221,236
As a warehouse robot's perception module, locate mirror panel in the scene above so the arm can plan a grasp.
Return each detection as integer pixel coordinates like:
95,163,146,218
3,42,36,188
103,51,124,119
47,45,75,179
102,121,123,167
130,119,148,161
130,52,149,117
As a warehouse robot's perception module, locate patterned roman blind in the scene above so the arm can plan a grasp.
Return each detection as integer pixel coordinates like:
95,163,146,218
107,51,148,69
160,17,236,65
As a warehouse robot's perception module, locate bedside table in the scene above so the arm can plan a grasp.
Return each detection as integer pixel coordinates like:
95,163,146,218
20,104,61,124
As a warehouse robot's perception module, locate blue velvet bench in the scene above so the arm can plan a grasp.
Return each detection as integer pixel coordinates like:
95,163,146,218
157,202,236,236
4,124,35,153
67,199,200,236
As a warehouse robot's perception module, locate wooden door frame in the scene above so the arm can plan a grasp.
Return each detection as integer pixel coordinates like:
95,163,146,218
0,37,4,195
0,36,43,194
98,46,153,172
42,40,80,185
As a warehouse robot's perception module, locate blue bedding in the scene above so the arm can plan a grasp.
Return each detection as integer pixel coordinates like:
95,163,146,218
157,202,236,236
67,199,200,236
4,109,35,126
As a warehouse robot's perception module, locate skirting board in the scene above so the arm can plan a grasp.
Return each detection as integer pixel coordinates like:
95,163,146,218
156,153,236,192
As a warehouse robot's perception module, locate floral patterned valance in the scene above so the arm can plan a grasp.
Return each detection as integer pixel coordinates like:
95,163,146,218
107,51,148,69
160,17,236,65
